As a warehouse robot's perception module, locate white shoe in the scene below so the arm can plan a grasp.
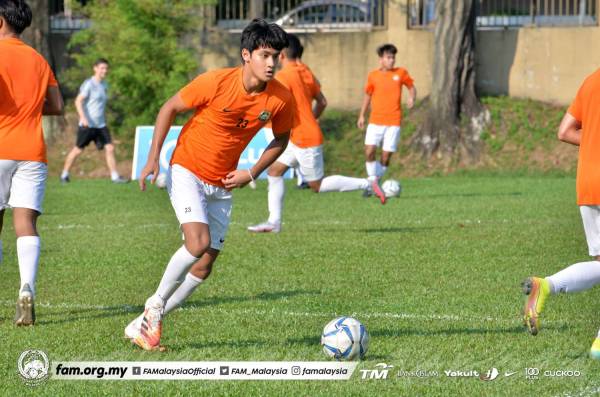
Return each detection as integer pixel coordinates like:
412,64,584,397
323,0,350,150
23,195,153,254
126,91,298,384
247,221,281,233
124,314,144,339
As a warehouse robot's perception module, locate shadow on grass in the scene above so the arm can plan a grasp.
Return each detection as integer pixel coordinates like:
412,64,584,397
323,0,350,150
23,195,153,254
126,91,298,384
359,226,440,234
367,324,569,337
402,192,523,200
34,289,319,325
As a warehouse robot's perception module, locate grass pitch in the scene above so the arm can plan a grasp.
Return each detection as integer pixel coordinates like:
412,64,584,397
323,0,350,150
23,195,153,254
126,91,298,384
1,175,599,396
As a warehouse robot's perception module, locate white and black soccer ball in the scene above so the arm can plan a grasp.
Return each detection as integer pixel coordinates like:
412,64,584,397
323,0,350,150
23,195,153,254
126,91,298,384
155,173,167,189
321,316,369,360
382,179,401,198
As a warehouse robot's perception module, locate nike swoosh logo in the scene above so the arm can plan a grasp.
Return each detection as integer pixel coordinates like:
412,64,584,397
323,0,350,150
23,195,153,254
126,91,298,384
504,371,516,377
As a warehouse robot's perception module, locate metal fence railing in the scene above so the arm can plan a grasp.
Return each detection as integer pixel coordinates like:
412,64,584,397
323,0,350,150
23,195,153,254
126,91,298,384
215,0,386,31
408,0,598,29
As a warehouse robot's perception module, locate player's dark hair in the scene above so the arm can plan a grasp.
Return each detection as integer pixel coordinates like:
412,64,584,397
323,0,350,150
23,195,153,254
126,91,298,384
0,0,32,34
284,33,303,60
377,43,397,57
94,58,109,67
240,18,288,62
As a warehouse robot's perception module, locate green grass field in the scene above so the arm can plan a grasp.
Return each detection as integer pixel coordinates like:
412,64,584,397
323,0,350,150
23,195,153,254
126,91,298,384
1,175,599,396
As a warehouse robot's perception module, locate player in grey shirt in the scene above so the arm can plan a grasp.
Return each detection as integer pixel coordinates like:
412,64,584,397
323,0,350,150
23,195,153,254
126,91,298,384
60,58,127,183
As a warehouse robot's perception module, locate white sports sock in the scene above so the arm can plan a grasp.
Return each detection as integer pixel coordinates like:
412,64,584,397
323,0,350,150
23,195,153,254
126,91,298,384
267,175,284,225
546,261,600,294
164,273,203,314
61,170,69,179
319,175,369,192
110,171,120,181
365,161,376,180
296,168,305,186
154,245,198,302
17,236,40,297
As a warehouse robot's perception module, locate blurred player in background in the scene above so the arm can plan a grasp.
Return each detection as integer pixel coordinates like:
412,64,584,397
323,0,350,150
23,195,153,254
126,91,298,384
0,0,64,325
60,58,128,184
357,44,416,194
522,67,600,359
248,34,385,234
125,19,293,350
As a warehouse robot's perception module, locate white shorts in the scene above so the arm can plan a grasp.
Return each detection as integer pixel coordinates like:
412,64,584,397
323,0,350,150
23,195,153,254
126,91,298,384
0,160,47,213
580,205,600,257
167,164,232,250
276,142,324,182
365,124,401,152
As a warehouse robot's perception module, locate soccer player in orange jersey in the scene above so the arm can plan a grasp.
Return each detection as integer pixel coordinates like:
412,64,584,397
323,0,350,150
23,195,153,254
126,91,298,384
522,68,600,359
125,19,293,350
0,0,64,326
357,44,416,191
247,34,385,234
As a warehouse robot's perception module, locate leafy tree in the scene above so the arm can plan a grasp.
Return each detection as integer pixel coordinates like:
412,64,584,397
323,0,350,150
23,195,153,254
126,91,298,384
65,0,210,139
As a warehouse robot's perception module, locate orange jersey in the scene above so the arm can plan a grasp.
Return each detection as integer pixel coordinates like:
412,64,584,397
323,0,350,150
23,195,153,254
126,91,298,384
568,68,600,205
0,38,58,163
365,67,414,126
276,62,323,148
172,67,294,187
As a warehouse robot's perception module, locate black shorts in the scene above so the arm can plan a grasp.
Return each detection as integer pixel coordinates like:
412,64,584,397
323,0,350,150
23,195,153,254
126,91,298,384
76,126,112,150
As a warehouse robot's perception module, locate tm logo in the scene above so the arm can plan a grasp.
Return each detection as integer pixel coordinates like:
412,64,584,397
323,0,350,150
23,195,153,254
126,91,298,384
360,363,394,380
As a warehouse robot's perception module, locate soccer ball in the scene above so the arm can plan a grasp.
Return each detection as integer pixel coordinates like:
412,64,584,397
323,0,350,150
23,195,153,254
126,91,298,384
382,179,401,198
321,317,369,360
155,173,167,189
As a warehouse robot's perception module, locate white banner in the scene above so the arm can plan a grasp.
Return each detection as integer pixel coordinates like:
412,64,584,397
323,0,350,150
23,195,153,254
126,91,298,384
52,361,358,380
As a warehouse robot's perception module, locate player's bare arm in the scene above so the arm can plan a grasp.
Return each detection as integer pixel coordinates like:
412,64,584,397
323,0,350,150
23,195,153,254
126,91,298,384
557,112,581,146
42,86,64,116
357,94,371,129
222,131,289,189
139,93,190,190
407,86,417,109
313,92,327,120
74,93,89,127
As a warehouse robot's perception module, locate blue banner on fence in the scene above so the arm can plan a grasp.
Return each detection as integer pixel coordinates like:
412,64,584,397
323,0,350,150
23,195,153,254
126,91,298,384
131,126,292,180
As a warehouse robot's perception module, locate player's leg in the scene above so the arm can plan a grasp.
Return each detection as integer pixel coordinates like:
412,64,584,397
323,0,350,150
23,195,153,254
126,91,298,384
97,127,127,183
378,126,401,180
9,161,47,326
523,205,600,336
130,165,210,350
0,209,4,264
364,124,384,181
248,145,295,233
61,126,91,183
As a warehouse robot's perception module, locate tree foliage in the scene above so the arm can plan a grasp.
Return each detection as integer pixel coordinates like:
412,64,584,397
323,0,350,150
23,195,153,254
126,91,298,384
65,0,210,136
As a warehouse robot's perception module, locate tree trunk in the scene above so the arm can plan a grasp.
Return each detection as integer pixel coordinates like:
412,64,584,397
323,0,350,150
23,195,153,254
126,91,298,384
21,0,50,60
412,0,488,163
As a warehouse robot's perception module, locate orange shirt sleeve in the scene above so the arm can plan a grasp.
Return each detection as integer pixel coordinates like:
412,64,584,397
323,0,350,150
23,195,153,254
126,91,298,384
364,73,374,95
402,70,414,89
568,87,583,122
179,71,219,109
271,97,295,136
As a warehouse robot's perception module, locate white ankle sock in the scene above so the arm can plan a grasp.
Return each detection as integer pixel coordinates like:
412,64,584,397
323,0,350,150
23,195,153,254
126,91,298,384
164,273,203,314
155,245,198,302
546,261,600,294
319,175,369,192
111,171,120,180
61,170,69,179
267,175,284,224
366,161,376,179
17,236,40,297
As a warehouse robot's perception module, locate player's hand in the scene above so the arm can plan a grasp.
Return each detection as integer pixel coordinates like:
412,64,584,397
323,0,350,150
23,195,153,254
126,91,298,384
222,169,252,190
357,116,365,129
80,118,89,128
139,160,159,191
407,98,414,109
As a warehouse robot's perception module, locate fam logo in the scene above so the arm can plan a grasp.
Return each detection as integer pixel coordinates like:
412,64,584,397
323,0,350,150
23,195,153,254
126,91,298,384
360,363,394,380
18,350,49,386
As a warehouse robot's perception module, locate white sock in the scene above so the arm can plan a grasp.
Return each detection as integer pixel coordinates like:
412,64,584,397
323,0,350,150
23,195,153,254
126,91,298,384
366,161,376,180
17,236,41,297
164,273,203,314
546,261,600,294
296,168,304,186
61,170,69,179
154,245,198,302
267,175,284,225
319,175,369,192
110,171,120,180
